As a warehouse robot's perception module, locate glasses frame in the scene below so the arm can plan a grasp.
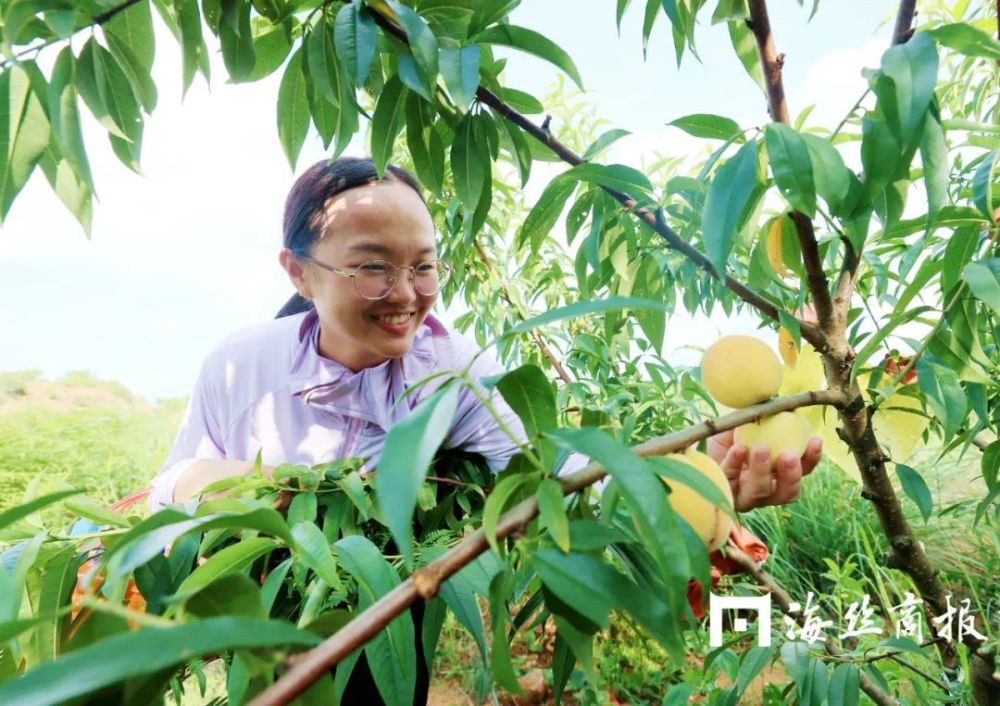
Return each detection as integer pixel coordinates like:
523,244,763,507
298,254,452,300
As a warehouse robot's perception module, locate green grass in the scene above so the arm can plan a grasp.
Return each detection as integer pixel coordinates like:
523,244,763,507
0,370,184,518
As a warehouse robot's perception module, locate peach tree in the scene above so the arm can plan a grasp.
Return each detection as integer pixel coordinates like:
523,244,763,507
0,0,998,704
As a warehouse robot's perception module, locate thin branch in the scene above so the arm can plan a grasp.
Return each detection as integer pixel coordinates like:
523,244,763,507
0,0,143,70
745,0,835,335
745,1,789,124
248,390,847,706
892,0,918,45
472,239,575,386
724,545,900,706
364,6,825,351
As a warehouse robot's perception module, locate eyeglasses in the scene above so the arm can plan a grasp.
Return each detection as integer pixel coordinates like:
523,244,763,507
299,255,452,300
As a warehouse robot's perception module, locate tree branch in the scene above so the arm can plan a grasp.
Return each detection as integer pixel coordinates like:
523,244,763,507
365,6,825,351
892,0,918,45
745,1,835,335
0,0,143,70
248,390,847,706
745,1,789,124
724,545,900,706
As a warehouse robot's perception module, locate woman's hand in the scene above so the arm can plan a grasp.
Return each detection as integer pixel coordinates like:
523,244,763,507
707,430,823,512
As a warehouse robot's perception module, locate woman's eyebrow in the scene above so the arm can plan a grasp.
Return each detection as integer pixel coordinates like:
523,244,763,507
347,242,436,255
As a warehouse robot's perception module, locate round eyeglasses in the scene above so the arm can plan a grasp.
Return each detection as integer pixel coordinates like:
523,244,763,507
299,255,452,300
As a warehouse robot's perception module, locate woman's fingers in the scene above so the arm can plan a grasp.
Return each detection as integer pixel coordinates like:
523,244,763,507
707,429,735,464
800,437,823,476
718,441,748,484
769,451,803,505
735,444,775,511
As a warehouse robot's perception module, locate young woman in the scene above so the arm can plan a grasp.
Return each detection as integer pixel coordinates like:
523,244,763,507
149,156,821,703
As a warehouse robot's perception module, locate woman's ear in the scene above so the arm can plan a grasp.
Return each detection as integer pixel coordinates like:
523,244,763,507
279,249,313,299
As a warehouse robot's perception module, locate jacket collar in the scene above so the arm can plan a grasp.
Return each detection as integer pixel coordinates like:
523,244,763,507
288,308,448,429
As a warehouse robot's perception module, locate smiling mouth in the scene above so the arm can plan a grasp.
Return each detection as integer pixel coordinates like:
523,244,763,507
373,312,414,325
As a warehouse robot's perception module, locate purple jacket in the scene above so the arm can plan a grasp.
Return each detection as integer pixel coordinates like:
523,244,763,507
149,309,589,510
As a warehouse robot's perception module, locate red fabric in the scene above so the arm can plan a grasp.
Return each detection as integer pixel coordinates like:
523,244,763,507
686,523,768,620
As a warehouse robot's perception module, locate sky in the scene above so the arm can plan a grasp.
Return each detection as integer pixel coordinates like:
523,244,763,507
0,1,898,401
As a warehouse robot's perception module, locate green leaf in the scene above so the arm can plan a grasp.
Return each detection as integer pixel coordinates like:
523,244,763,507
105,508,293,578
668,113,741,141
64,496,131,528
440,45,479,112
727,18,764,90
879,31,938,150
487,571,522,693
246,21,293,82
736,646,775,696
827,662,861,706
983,441,1000,492
537,479,570,552
532,549,615,629
499,114,531,187
476,24,583,90
103,0,155,71
516,174,576,253
495,364,557,437
376,381,459,567
919,108,948,222
495,86,543,114
941,225,979,297
47,48,93,190
702,139,760,274
561,162,654,203
916,356,967,441
765,123,817,217
0,618,321,706
971,149,997,220
482,473,534,555
861,115,900,197
292,521,344,591
184,572,264,619
0,65,51,220
306,18,343,106
219,0,255,82
450,112,487,215
276,48,309,170
404,92,444,193
928,24,1000,60
797,135,847,213
468,0,521,37
335,535,415,706
177,0,211,95
434,551,502,665
25,545,79,665
713,0,748,23
500,296,671,338
962,259,1000,316
0,489,82,532
104,30,157,113
582,128,631,160
173,537,277,601
545,428,687,661
370,74,407,179
386,1,439,95
895,464,933,523
335,1,377,85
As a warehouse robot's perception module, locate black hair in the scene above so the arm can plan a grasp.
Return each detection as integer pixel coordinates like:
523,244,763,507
276,156,425,318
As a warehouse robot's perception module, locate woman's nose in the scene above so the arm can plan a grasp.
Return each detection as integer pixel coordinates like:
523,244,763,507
387,268,418,300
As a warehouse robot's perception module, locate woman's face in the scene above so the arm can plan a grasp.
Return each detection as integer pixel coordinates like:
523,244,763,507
282,179,439,371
